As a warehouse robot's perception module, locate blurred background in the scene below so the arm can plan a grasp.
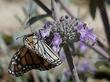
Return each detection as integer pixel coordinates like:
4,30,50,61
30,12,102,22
0,0,110,82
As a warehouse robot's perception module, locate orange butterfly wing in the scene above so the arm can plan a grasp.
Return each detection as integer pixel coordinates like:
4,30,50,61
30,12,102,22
8,46,58,77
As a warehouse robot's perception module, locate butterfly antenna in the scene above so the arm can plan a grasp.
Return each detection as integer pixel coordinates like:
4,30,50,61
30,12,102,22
16,35,25,40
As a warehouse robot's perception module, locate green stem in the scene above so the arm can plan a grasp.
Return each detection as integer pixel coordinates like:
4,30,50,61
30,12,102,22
33,0,52,16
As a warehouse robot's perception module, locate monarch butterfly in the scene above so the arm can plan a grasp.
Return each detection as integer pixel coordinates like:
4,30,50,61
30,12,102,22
23,33,61,65
8,33,62,77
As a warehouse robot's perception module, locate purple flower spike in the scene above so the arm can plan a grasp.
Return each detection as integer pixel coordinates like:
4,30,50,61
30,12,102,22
43,21,52,29
52,33,62,46
39,21,52,38
52,33,62,53
77,59,96,72
79,41,88,53
77,60,90,72
76,22,97,45
63,69,71,80
39,29,50,38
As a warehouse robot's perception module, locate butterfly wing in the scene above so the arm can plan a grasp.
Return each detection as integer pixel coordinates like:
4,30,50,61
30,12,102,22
23,33,62,66
8,46,58,77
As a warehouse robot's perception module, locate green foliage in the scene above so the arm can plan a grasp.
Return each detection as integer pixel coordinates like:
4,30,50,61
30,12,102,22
26,14,49,27
15,76,28,82
14,15,24,25
0,65,3,79
89,0,97,19
2,34,13,45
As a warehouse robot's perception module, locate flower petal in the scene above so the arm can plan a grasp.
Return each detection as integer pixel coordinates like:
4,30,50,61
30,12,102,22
76,22,97,45
52,33,62,46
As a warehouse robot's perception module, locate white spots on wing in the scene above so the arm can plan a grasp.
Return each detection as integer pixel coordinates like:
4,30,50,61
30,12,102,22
12,61,16,65
23,67,25,70
33,35,38,43
8,70,11,73
11,71,14,75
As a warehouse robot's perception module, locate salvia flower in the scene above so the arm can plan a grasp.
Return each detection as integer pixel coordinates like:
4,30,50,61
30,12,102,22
39,16,97,46
77,60,90,72
52,33,67,62
39,21,53,38
79,41,88,53
51,16,81,42
38,16,97,60
77,59,96,72
39,29,50,38
52,33,62,53
76,21,97,45
63,68,72,81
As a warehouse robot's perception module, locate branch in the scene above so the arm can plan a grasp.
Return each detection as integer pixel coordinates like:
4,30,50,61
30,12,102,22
97,0,110,45
33,0,52,16
26,14,49,26
63,43,80,82
51,0,59,20
82,41,110,60
56,0,74,17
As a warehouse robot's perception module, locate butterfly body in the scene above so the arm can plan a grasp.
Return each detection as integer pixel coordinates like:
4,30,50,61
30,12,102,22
23,33,61,65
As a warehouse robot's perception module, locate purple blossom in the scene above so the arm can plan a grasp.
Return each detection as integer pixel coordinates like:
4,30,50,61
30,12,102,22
77,59,96,72
51,33,68,62
77,60,90,72
79,41,88,53
74,21,97,54
76,22,97,45
43,21,53,29
39,21,52,38
52,33,62,53
39,29,50,38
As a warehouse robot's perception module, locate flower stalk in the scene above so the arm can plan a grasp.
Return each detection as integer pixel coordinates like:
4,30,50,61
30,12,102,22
51,1,80,82
97,0,110,46
63,42,80,82
51,0,59,20
33,0,52,16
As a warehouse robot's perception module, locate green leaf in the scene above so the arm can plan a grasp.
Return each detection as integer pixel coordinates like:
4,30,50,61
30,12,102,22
14,15,24,25
22,7,29,17
26,14,49,27
2,34,13,45
89,0,97,19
